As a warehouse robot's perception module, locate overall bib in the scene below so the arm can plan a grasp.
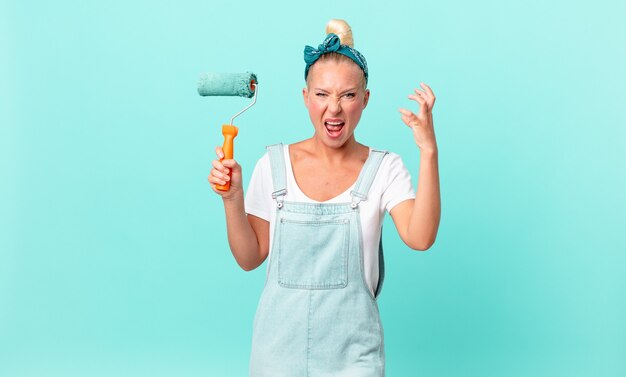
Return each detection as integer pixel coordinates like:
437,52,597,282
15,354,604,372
250,144,389,377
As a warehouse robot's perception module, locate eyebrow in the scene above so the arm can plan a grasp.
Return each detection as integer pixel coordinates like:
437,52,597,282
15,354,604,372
313,87,358,93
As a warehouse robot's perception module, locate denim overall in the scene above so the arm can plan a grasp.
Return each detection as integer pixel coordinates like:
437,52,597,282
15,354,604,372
250,144,389,377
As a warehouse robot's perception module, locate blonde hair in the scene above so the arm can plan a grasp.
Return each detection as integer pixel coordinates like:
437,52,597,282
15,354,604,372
306,19,367,89
326,19,354,47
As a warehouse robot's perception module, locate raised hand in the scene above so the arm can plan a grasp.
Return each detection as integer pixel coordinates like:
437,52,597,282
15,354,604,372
399,82,437,153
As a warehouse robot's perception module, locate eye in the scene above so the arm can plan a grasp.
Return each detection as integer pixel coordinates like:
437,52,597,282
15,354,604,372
343,92,356,99
315,92,328,97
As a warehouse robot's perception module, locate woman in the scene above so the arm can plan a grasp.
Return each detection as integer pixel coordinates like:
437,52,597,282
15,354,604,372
209,19,440,376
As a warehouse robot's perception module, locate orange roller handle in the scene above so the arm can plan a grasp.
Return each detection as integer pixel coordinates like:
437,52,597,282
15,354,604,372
216,124,239,191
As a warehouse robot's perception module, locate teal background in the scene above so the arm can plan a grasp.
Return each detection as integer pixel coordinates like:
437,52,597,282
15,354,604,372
1,0,625,375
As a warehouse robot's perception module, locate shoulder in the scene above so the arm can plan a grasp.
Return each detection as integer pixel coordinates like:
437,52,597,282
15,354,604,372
383,151,405,167
251,142,291,176
252,149,271,171
372,150,413,188
385,152,406,179
371,148,406,170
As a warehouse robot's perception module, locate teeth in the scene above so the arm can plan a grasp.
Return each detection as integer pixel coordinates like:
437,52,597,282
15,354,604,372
325,120,344,137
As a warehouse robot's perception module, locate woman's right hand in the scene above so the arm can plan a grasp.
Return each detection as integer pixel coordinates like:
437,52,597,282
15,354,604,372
208,146,243,200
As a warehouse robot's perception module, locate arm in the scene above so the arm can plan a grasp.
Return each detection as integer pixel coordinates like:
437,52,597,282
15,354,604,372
209,147,270,270
393,82,441,251
390,149,440,250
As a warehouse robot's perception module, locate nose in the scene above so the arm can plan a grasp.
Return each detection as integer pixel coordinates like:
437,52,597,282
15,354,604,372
327,96,342,114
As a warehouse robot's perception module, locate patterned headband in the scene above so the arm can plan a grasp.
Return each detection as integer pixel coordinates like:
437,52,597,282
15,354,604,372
303,33,368,84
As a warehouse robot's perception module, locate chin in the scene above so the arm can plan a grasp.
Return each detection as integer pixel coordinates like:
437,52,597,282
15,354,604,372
319,132,353,149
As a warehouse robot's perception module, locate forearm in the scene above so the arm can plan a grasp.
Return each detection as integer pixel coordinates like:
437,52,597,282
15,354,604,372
222,193,263,270
408,149,441,249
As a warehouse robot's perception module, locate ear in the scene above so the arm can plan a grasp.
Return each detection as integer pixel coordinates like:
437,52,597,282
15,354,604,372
303,87,309,109
362,89,370,109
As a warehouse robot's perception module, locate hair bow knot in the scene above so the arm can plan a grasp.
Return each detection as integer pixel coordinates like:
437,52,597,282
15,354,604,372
303,34,341,65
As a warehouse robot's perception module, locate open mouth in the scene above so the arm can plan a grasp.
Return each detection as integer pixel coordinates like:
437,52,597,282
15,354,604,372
324,120,345,138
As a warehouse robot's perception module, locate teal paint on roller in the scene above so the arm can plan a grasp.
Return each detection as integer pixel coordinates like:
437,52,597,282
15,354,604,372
197,72,258,98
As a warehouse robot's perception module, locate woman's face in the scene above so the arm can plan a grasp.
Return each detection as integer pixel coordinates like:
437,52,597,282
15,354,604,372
303,59,369,149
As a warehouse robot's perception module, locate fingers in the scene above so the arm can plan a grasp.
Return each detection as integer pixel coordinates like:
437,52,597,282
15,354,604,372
215,146,224,160
212,159,230,176
420,82,436,104
409,83,436,109
208,158,241,183
221,159,240,170
408,92,428,118
399,108,413,117
401,115,415,127
399,84,436,140
404,82,435,121
209,146,243,195
209,163,230,186
419,82,436,108
408,92,426,104
209,151,231,187
398,108,417,127
408,93,427,109
208,175,229,188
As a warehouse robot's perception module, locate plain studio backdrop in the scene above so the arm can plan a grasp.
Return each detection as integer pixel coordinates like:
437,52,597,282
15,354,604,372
1,0,624,376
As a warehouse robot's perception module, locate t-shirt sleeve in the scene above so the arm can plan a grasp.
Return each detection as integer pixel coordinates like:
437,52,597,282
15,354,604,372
244,153,272,221
381,152,416,213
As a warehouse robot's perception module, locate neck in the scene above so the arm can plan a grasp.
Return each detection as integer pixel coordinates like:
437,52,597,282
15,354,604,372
309,134,360,164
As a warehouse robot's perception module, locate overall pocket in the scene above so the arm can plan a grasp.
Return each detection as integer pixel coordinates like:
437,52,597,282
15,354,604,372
278,218,349,289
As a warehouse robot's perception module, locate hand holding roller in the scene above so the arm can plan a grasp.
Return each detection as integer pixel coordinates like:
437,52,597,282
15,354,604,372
198,72,258,191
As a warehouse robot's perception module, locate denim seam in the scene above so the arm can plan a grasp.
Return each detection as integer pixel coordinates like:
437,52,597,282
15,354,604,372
307,290,312,377
356,212,378,304
280,201,353,215
265,210,284,285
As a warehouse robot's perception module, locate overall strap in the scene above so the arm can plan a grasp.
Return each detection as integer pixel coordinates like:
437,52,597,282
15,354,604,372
266,143,287,208
350,149,389,208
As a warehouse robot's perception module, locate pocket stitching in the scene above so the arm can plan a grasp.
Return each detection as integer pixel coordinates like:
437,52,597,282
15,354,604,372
278,218,349,290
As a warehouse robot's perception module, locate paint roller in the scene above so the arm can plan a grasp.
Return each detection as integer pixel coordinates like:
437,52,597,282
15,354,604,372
197,72,258,191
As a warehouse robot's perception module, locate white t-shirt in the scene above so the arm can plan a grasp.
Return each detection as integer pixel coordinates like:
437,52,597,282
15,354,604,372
244,144,415,296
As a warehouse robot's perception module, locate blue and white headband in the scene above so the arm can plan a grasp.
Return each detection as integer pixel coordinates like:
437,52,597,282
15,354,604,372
303,33,368,84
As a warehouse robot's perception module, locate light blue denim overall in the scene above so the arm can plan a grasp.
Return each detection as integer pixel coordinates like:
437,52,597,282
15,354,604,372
250,143,389,377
